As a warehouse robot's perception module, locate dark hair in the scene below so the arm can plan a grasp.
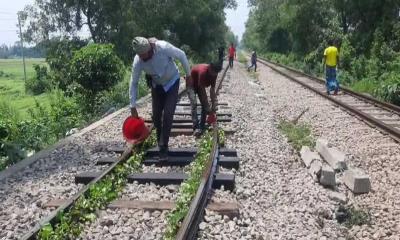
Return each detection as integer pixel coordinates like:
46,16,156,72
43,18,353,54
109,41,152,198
328,39,334,46
210,62,222,73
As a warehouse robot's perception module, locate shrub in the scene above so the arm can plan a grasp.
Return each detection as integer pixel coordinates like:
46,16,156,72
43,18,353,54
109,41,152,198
25,64,51,95
46,38,87,91
0,90,83,170
71,44,125,111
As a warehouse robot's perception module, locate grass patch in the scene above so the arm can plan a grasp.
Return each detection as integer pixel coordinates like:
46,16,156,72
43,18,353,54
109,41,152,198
0,58,49,116
278,120,315,151
237,51,248,65
351,79,380,96
336,205,371,228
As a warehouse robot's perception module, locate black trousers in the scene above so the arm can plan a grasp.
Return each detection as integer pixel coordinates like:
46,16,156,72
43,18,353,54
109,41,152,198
151,79,180,149
187,87,210,130
229,57,234,68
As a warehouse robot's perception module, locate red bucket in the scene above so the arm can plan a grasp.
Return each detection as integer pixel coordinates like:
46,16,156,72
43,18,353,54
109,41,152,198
122,117,150,144
206,113,217,125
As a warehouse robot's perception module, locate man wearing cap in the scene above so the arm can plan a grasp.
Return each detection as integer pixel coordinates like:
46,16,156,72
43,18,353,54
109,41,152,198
130,37,191,160
187,62,222,136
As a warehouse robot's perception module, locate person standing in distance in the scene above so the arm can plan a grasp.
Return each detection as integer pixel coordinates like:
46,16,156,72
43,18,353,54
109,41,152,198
129,37,191,160
323,39,340,95
228,43,236,68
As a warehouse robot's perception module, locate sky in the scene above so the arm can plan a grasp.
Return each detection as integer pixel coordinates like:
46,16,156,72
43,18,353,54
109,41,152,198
0,0,250,46
0,0,34,45
225,0,250,42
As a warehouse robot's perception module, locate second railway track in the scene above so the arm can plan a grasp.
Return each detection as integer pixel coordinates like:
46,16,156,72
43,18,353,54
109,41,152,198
257,57,400,142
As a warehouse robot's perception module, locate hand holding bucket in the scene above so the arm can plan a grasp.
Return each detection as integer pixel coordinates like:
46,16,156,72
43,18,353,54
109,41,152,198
122,116,150,145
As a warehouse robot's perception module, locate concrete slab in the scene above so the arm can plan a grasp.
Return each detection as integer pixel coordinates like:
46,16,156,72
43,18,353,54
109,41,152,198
300,146,321,168
316,138,347,171
319,164,336,187
343,168,371,194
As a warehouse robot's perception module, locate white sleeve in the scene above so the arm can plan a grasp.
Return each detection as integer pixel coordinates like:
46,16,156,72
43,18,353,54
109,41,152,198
159,41,191,76
129,57,142,108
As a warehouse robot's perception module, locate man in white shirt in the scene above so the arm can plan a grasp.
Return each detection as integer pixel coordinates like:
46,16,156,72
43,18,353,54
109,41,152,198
130,37,191,160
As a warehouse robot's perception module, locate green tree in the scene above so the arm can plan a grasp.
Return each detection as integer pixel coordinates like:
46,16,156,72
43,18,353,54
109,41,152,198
71,44,124,111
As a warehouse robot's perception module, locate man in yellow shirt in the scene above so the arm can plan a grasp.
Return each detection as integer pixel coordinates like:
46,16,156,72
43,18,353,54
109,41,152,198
323,40,340,95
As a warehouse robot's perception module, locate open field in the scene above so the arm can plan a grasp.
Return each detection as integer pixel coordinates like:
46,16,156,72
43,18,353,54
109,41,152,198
0,58,49,116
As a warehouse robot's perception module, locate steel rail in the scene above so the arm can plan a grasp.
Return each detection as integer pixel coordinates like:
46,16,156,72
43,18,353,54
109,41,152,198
257,57,400,142
175,64,229,240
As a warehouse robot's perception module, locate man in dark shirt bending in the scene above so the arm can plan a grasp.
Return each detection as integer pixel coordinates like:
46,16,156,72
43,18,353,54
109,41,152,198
186,63,222,136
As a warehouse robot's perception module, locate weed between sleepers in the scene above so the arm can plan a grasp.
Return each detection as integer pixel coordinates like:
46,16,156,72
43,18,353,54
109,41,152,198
37,132,157,240
164,130,214,239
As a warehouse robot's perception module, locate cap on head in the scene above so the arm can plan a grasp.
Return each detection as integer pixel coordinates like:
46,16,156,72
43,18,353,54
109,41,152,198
132,37,151,54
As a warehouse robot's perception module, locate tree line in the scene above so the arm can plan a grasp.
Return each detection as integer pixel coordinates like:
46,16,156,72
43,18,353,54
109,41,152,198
242,0,400,105
0,43,45,58
19,0,237,63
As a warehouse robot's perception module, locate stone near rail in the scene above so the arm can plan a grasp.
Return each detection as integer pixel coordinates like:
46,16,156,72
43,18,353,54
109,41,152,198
319,164,336,187
316,138,347,171
328,192,347,203
343,168,371,194
300,146,321,168
171,128,193,136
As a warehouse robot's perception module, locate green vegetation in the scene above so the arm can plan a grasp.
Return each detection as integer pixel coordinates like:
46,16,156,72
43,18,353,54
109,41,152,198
70,44,125,113
278,120,315,151
0,58,49,114
38,132,156,239
237,51,248,65
218,129,225,147
336,205,371,228
242,0,400,105
0,43,148,171
20,0,237,62
345,206,371,228
164,131,214,239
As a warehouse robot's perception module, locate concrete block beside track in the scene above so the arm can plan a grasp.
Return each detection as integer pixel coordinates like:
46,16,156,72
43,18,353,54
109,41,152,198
316,138,347,171
308,159,322,182
343,168,371,194
319,164,336,187
300,146,321,167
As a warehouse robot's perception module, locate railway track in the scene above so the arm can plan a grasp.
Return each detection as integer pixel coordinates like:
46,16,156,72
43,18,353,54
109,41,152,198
20,64,239,240
257,57,400,142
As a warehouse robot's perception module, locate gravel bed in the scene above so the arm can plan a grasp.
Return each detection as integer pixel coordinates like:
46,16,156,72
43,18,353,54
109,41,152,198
257,62,400,239
198,63,347,239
